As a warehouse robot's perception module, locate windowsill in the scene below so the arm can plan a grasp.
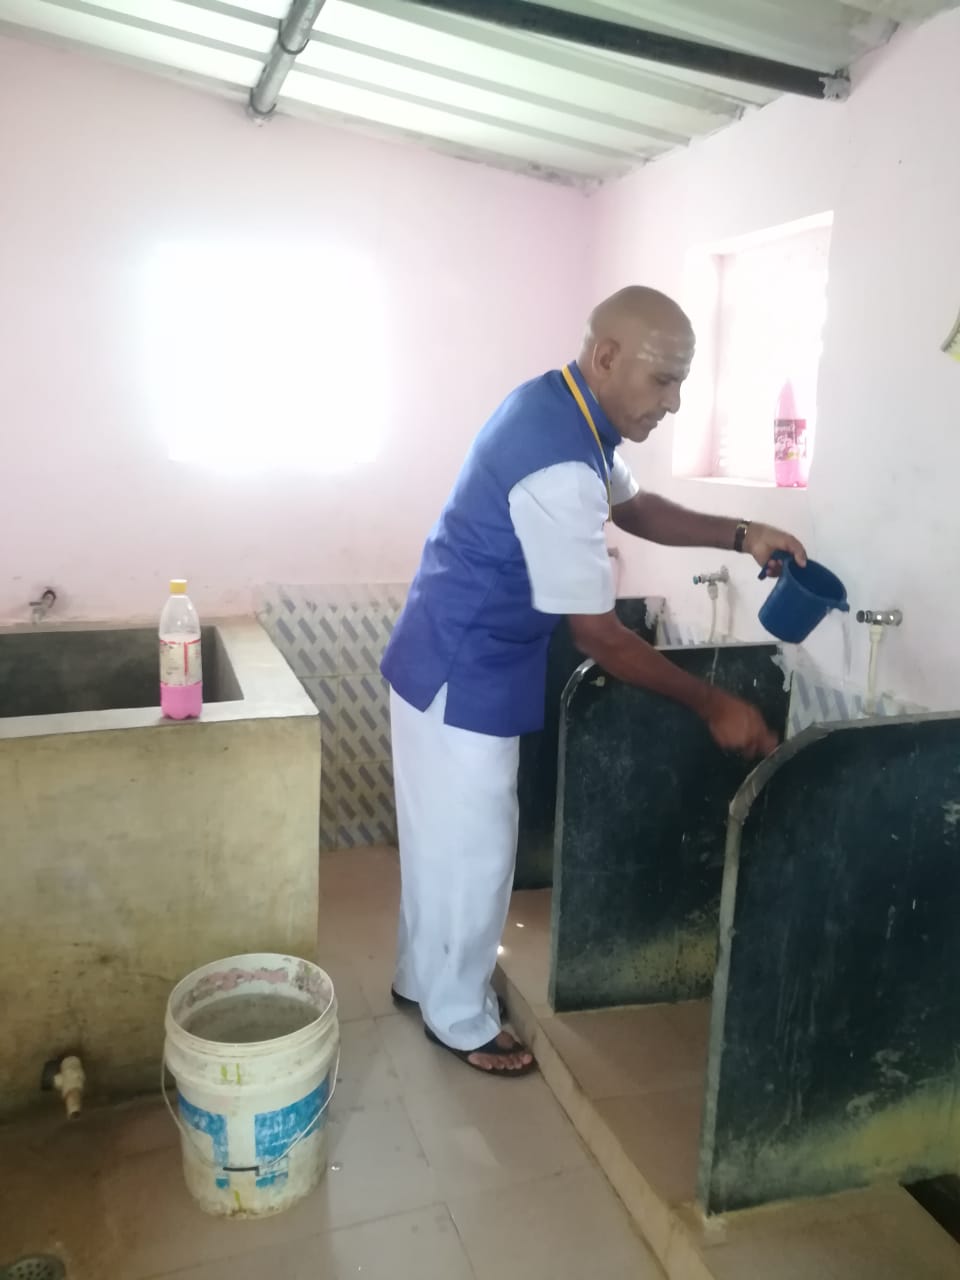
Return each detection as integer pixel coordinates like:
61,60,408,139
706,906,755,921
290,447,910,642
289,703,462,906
680,476,809,491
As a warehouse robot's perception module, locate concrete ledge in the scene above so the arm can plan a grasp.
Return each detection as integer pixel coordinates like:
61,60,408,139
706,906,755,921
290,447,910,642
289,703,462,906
0,618,315,739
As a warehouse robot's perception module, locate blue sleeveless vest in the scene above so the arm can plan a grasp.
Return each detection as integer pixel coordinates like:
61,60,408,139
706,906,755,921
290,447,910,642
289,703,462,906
381,362,621,737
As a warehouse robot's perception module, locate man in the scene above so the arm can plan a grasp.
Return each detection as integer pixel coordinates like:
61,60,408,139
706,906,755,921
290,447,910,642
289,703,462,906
381,286,806,1077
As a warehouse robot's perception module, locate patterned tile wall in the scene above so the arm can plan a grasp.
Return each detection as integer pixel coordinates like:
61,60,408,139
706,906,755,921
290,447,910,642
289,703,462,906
258,586,924,852
783,663,923,738
256,584,407,851
657,616,705,651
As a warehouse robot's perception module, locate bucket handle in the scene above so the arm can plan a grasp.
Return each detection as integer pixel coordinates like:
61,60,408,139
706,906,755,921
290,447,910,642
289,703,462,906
758,551,851,612
160,1046,340,1177
758,550,790,582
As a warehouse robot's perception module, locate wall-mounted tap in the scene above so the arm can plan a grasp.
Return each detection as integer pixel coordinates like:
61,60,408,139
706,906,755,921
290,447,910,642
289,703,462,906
41,1052,85,1119
856,609,902,627
692,568,730,587
693,567,730,643
30,589,57,624
856,610,902,715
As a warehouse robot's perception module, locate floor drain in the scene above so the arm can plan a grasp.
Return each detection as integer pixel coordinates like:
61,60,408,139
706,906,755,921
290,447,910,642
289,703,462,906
0,1259,66,1280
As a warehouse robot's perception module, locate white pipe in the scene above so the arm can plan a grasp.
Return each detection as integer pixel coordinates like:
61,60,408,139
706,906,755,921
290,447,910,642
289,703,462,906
707,582,718,644
865,624,884,715
54,1055,85,1120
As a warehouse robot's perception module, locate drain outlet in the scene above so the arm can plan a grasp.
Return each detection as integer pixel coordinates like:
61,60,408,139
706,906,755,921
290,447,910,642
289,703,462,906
0,1258,66,1280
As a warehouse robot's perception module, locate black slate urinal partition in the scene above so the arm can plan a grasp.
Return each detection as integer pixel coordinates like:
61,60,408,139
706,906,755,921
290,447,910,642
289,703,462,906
550,643,787,1011
515,597,659,890
699,715,960,1216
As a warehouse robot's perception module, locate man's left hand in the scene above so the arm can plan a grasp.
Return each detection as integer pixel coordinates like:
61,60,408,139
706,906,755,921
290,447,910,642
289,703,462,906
743,523,807,577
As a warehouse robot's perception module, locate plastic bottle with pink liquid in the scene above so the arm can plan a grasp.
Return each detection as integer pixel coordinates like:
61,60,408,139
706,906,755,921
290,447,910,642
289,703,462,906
159,579,203,719
773,380,809,489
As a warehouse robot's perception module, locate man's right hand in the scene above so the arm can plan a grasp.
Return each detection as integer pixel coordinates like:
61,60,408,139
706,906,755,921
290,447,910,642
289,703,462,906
702,687,778,760
567,612,780,759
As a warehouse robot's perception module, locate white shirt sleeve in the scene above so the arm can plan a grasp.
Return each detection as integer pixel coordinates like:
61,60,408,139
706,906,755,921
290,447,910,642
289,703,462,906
610,452,640,507
508,461,616,615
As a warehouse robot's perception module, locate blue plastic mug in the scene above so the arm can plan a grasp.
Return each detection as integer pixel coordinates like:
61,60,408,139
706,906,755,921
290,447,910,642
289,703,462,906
758,553,849,643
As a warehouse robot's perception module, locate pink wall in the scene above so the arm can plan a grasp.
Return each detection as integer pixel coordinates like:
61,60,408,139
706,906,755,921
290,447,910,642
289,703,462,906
4,15,960,714
0,36,592,624
591,8,960,712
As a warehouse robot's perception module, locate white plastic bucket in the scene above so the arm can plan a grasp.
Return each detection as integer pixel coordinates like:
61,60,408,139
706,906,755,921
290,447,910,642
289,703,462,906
163,953,339,1219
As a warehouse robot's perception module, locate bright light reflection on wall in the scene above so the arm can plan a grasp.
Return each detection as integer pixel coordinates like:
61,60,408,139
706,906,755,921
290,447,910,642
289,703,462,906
141,241,388,474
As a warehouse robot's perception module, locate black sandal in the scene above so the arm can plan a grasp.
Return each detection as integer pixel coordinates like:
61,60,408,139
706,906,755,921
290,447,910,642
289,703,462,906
391,987,508,1021
424,1025,537,1077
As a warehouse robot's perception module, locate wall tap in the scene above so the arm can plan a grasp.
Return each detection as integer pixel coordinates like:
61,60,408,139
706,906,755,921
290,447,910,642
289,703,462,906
693,567,729,643
856,609,902,627
692,567,730,587
859,610,901,715
54,1055,85,1120
41,1053,85,1119
30,588,57,624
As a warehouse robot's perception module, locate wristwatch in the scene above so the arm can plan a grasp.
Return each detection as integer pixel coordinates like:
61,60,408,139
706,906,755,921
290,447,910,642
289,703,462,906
733,520,751,554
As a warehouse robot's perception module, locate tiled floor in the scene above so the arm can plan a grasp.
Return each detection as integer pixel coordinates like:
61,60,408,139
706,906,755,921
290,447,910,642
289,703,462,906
0,847,664,1280
499,885,711,1215
6,846,958,1280
497,876,960,1280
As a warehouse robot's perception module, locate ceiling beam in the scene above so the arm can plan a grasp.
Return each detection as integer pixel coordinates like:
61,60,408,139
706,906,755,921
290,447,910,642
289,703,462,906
403,0,851,99
345,0,751,115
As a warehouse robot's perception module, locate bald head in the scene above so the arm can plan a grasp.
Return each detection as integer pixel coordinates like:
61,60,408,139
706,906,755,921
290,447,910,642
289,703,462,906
578,287,695,443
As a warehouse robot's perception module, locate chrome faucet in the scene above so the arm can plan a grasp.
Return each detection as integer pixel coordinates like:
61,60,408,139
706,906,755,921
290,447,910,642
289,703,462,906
692,567,730,587
855,609,902,627
30,588,57,624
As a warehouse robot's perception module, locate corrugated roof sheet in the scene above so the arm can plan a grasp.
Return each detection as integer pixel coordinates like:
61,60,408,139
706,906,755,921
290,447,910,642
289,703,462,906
0,0,957,182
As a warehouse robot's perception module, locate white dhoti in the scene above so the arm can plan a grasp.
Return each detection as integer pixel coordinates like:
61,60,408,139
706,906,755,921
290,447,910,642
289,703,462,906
389,685,520,1050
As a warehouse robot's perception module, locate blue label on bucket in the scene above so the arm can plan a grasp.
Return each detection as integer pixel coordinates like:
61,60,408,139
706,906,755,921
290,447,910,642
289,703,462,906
178,1093,230,1190
253,1076,331,1189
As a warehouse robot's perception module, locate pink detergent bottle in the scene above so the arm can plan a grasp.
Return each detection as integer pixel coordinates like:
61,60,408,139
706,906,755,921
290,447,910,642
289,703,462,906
159,579,203,719
773,380,808,489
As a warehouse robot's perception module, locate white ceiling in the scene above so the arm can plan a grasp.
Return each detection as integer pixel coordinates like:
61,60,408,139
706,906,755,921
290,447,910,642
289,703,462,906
0,0,957,183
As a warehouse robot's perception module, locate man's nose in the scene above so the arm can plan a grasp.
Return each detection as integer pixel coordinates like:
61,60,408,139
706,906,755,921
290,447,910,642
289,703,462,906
663,385,682,414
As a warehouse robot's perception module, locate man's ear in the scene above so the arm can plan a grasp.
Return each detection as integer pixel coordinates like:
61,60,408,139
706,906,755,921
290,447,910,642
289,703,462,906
592,338,620,376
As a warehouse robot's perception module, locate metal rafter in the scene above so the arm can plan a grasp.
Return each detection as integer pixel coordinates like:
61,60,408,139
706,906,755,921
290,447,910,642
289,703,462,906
403,0,850,98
